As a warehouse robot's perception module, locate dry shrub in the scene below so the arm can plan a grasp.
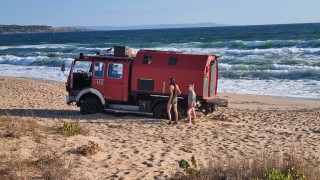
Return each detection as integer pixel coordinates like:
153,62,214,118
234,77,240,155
174,149,320,180
0,149,73,180
75,141,100,156
33,151,73,179
0,115,48,139
57,121,88,136
179,146,193,153
107,123,123,129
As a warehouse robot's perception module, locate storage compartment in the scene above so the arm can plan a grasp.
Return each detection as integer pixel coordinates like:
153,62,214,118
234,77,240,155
114,45,128,57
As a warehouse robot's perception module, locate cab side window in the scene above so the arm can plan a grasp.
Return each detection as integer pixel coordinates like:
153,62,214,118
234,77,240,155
108,63,123,79
142,55,152,64
94,62,104,78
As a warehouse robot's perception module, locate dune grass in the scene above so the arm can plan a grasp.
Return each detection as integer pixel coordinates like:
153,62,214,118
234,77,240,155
0,114,51,139
174,150,320,180
57,120,88,136
0,114,83,179
0,148,73,179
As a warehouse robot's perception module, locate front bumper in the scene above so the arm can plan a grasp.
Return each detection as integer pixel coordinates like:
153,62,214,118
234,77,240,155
66,96,76,105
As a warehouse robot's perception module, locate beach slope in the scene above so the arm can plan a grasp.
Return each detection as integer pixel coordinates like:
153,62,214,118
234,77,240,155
0,76,319,179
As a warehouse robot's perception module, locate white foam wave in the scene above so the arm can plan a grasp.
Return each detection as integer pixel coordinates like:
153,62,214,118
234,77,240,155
0,44,75,50
272,64,320,71
0,55,47,65
0,64,68,82
148,46,320,57
0,43,117,52
0,46,9,50
219,63,320,71
0,55,73,66
218,78,320,100
218,47,320,56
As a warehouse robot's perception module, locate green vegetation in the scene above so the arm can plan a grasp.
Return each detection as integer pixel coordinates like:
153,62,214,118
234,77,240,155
57,121,88,136
174,151,319,180
265,168,305,180
178,155,198,175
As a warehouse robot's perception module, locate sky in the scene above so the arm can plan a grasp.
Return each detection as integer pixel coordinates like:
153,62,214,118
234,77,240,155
0,0,319,27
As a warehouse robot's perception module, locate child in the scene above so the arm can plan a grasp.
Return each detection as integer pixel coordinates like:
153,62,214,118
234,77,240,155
187,85,196,124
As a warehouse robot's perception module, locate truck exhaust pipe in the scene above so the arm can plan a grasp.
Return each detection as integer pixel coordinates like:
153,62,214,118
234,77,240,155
79,53,84,59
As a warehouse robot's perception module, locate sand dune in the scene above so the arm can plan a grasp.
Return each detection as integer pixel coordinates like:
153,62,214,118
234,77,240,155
0,76,319,179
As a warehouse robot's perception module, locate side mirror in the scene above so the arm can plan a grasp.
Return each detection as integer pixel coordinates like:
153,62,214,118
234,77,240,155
61,62,65,73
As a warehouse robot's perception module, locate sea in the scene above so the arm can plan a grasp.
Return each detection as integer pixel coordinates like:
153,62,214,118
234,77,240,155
0,23,320,100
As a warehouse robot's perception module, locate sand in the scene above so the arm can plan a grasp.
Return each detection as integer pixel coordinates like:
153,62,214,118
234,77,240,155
0,76,319,179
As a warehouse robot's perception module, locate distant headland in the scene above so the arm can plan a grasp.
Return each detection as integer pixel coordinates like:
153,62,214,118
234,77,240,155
0,25,90,34
77,22,227,31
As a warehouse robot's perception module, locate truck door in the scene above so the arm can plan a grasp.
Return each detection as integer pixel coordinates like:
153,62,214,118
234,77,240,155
91,61,105,94
105,62,129,101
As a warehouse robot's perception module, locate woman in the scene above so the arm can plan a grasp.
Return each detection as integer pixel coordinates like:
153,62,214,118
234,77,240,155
167,78,181,125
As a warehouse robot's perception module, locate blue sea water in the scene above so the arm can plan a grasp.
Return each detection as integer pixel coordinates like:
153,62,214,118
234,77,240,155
0,23,319,100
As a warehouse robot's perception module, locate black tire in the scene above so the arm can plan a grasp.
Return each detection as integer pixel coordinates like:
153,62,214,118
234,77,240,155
204,106,215,115
80,97,102,115
153,103,168,119
153,103,185,120
177,102,187,118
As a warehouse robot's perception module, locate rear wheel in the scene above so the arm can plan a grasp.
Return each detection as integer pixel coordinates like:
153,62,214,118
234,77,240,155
153,103,186,120
80,97,102,115
153,103,168,119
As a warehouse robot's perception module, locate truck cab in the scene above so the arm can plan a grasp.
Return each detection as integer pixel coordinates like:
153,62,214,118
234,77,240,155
65,46,227,117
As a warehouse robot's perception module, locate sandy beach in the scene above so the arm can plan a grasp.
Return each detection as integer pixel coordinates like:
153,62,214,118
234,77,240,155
0,76,319,179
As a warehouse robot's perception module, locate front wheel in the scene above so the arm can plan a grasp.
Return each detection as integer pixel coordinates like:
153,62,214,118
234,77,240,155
80,97,102,115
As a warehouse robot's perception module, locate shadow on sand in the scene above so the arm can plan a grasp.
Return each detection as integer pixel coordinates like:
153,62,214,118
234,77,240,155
0,108,165,124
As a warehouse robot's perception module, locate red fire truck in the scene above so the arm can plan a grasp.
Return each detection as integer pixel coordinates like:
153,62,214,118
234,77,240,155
63,46,227,118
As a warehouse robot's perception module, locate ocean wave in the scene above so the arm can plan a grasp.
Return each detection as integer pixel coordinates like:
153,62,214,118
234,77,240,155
0,44,75,50
219,47,320,56
219,63,320,71
148,39,320,50
0,55,72,67
0,44,115,53
218,78,320,100
219,63,320,80
0,64,68,82
148,46,320,57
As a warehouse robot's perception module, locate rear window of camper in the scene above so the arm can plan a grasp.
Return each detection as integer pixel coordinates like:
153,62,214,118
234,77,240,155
168,57,178,66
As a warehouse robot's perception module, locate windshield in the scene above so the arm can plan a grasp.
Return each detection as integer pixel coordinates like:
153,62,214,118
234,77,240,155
73,61,92,73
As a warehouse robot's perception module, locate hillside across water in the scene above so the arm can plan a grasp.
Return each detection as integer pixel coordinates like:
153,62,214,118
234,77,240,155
0,25,90,34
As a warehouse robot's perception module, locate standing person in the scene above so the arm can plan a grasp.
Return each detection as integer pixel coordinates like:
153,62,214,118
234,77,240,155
187,85,196,124
167,78,181,125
